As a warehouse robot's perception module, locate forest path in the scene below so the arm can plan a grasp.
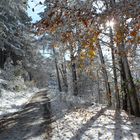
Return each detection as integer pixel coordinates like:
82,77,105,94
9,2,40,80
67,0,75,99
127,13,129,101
49,105,140,140
0,90,51,140
0,88,140,140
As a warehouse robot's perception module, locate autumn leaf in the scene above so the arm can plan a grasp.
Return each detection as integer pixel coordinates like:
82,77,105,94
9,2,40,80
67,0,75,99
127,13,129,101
115,29,124,44
82,20,88,27
94,31,100,36
80,52,86,60
92,37,97,43
130,30,137,37
88,50,95,57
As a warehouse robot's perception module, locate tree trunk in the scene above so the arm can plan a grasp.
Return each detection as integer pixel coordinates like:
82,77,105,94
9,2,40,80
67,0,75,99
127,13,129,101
59,62,68,92
53,47,62,92
122,53,140,116
70,46,78,96
97,41,112,106
97,69,101,104
118,42,140,116
119,58,128,111
110,27,120,109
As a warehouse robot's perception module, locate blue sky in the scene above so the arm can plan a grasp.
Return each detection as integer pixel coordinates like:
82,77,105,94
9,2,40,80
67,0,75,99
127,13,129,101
27,0,45,23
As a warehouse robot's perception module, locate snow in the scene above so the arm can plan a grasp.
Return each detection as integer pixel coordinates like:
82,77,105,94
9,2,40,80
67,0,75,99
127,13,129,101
49,106,140,140
0,84,140,140
27,0,45,23
45,86,140,140
0,90,49,140
0,79,7,84
0,87,47,118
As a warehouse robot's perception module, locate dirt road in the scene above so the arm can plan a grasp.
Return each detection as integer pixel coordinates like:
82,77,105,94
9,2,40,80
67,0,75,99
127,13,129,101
0,90,52,140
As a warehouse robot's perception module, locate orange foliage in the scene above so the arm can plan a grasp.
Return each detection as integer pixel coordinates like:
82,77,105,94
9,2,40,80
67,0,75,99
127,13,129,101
130,30,137,37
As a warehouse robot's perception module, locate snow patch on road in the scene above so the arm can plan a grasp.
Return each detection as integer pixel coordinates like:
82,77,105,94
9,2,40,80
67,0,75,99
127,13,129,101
0,87,47,118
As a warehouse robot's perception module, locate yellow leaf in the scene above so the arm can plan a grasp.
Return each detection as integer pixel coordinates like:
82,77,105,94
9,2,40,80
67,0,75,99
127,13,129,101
88,49,95,57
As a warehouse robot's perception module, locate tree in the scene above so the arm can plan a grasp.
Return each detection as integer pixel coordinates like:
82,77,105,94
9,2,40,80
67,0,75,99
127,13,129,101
97,41,112,106
34,0,140,116
0,0,30,68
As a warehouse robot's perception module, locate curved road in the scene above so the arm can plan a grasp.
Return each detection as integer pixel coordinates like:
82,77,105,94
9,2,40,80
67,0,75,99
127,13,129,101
0,91,52,140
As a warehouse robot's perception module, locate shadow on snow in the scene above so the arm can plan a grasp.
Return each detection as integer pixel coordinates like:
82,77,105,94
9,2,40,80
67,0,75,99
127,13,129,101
0,91,52,140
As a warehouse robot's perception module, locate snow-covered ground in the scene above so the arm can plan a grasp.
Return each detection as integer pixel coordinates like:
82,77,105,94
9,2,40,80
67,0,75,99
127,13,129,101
45,86,140,140
0,82,140,140
49,105,140,140
0,90,50,140
0,85,47,118
0,88,36,116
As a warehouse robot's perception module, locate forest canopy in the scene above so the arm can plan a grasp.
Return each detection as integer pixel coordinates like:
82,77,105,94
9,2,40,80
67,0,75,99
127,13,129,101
32,0,140,117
